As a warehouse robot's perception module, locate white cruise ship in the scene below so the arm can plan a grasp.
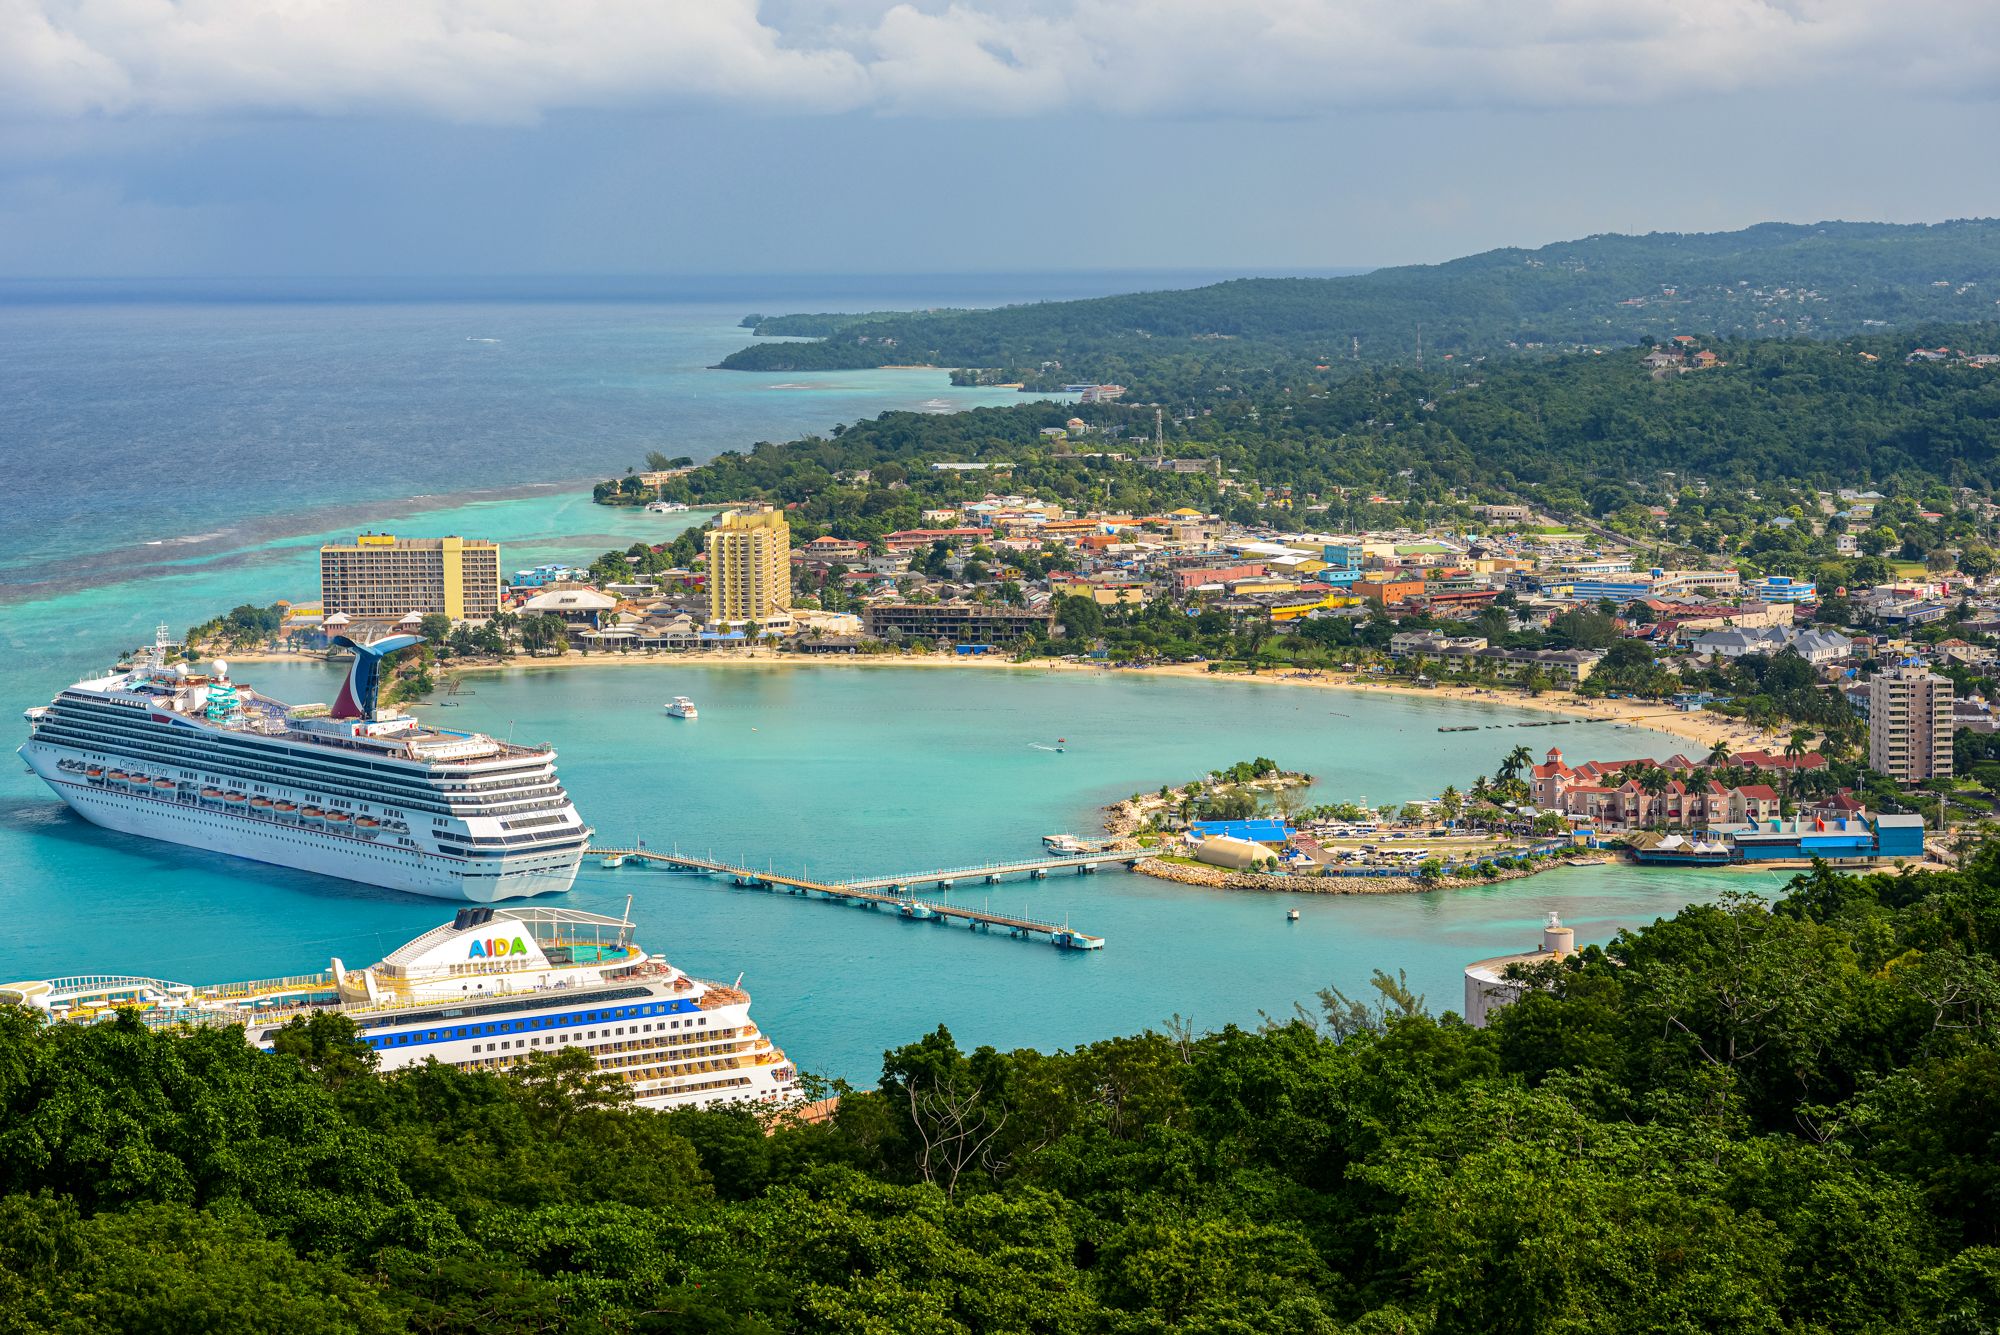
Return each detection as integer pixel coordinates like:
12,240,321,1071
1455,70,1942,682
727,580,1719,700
19,628,590,901
1,907,799,1112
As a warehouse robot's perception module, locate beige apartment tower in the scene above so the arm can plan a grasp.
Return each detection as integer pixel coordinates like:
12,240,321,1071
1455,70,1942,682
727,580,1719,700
706,508,791,624
320,534,501,622
1868,663,1954,785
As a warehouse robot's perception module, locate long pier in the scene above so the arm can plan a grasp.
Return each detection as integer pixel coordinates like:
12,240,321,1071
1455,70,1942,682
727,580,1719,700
588,848,1114,949
838,850,1138,892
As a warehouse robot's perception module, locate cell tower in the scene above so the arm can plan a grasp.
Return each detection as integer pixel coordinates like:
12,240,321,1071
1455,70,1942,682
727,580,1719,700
1154,405,1164,448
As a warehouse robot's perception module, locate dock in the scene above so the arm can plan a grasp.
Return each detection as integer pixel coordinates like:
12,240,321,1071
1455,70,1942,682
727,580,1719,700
587,847,1114,949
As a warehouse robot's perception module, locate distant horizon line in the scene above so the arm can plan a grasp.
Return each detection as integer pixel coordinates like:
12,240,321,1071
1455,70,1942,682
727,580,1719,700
0,268,1379,307
0,266,1374,282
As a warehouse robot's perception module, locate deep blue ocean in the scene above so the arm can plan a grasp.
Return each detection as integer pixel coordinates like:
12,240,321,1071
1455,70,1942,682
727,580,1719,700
0,275,1779,1082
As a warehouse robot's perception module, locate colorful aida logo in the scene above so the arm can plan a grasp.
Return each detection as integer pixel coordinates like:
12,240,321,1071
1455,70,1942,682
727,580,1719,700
467,937,530,960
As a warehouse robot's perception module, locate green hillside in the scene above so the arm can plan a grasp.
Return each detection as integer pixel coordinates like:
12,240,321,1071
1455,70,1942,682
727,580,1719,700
4,862,1999,1332
718,220,2000,388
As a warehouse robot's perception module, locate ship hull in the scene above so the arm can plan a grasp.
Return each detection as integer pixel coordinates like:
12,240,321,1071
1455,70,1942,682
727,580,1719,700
26,761,579,902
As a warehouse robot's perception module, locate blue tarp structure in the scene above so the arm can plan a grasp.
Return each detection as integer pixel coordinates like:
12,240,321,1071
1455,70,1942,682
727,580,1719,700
1190,819,1293,844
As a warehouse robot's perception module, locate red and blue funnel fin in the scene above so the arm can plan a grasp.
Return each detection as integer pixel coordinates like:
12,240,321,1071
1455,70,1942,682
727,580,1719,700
329,634,423,720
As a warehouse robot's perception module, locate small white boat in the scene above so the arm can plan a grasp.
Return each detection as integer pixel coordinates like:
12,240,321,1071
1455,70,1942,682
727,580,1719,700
1287,908,1301,922
664,697,698,719
646,501,690,514
600,853,627,869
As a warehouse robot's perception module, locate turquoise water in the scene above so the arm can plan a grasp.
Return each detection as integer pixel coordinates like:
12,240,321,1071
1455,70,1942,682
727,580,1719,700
0,288,1800,1080
0,296,1030,596
0,606,1795,1078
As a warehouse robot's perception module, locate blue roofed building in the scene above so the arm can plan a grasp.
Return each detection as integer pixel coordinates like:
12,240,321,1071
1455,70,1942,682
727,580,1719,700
1188,818,1293,845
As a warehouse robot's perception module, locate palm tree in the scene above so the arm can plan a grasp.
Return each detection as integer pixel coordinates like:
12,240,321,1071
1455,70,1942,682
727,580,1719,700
1440,785,1463,829
1706,739,1732,768
1640,766,1672,826
1498,745,1534,785
1782,728,1814,811
1785,727,1814,764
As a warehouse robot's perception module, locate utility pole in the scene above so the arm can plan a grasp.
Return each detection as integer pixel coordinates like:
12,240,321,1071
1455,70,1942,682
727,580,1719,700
1416,323,1424,372
1155,405,1164,448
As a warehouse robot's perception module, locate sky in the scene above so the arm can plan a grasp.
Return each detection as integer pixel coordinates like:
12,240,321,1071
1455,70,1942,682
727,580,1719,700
4,0,2000,278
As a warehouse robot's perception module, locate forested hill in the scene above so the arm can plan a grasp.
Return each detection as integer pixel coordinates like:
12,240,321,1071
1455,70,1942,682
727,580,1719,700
4,860,2000,1331
718,219,2000,385
672,324,2000,522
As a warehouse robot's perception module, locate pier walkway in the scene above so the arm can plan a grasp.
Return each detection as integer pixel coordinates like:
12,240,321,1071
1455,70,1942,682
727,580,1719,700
588,848,1112,949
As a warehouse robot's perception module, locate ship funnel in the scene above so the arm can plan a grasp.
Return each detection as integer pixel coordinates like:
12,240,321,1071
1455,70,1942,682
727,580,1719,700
329,634,423,720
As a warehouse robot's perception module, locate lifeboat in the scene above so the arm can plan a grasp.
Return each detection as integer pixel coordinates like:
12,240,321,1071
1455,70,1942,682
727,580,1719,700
223,791,248,804
128,774,149,787
300,807,325,826
324,811,351,826
199,787,222,802
273,800,298,814
85,766,105,779
107,771,130,785
152,777,175,791
354,816,383,838
250,796,273,809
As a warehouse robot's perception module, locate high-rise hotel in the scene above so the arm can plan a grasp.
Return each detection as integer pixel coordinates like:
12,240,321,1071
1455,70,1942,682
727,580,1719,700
320,534,501,622
1868,662,1955,785
706,508,791,625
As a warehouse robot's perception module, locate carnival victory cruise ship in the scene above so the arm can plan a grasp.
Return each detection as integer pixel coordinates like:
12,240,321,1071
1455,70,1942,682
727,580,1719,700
2,907,798,1112
19,629,590,901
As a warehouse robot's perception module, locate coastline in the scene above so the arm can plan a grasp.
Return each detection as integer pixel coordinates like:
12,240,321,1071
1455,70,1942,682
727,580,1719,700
228,647,1768,752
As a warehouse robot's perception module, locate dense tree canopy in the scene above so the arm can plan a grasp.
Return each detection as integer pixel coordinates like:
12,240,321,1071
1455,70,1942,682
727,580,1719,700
5,851,2000,1331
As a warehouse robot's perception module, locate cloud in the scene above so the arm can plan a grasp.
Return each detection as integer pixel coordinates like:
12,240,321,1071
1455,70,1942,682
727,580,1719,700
2,0,1996,124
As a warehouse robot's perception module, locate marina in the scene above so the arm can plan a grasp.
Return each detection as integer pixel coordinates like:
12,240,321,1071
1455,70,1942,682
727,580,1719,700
0,608,1743,1081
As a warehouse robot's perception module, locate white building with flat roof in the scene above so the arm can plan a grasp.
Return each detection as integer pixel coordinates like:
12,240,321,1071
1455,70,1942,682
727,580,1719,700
1463,912,1575,1028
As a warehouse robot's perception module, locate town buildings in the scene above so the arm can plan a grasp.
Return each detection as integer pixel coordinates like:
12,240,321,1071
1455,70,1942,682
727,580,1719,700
319,533,501,623
1868,663,1956,785
861,602,1052,642
706,507,792,625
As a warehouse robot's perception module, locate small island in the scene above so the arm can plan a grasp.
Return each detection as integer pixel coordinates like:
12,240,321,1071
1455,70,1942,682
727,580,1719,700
1104,756,1582,895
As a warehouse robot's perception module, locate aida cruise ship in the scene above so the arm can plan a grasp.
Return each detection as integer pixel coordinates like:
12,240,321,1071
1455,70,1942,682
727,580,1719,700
19,629,590,901
1,907,798,1112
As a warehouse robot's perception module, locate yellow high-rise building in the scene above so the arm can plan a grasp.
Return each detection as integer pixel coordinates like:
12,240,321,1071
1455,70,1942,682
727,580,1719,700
319,534,501,622
706,508,791,624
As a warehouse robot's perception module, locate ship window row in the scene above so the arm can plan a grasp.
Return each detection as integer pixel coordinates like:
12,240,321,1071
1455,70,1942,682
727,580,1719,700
440,829,588,849
437,837,589,860
41,724,456,815
469,1022,743,1056
341,985,663,1030
461,1056,758,1101
75,776,579,855
56,700,556,790
44,711,463,804
353,992,696,1046
42,721,568,818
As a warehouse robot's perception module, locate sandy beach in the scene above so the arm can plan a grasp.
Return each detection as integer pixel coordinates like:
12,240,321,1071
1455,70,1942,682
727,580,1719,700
225,646,1773,754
